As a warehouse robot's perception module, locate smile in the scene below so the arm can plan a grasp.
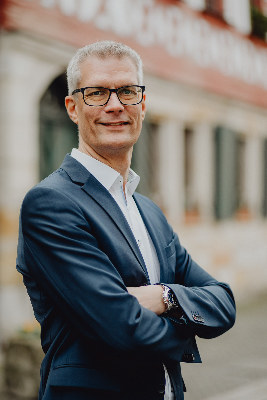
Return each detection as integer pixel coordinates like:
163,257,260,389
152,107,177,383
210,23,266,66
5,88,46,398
100,122,129,126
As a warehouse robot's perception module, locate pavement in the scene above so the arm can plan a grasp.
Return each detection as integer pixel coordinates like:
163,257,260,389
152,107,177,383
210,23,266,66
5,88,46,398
1,292,267,400
182,292,267,400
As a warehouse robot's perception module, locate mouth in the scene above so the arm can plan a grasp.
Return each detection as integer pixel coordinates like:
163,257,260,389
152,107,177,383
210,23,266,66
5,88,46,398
100,121,129,126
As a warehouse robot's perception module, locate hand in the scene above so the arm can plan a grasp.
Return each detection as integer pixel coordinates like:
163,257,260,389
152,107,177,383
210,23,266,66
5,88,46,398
127,285,166,315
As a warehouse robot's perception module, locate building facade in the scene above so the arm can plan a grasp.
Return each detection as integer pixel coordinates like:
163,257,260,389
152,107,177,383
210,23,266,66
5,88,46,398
1,0,267,340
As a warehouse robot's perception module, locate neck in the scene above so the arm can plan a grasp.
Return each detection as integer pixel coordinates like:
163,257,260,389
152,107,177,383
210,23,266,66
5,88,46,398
78,143,132,188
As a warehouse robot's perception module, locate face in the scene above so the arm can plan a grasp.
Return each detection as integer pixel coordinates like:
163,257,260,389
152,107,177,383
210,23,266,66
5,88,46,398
65,56,146,159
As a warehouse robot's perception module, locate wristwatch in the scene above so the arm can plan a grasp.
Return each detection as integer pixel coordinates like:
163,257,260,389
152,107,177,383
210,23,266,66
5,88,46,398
161,284,178,312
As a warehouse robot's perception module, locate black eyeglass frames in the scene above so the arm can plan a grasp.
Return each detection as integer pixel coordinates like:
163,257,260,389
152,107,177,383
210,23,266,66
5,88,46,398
71,85,145,106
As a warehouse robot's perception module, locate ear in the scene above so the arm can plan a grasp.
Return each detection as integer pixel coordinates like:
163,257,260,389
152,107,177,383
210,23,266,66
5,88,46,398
141,94,146,121
65,96,78,125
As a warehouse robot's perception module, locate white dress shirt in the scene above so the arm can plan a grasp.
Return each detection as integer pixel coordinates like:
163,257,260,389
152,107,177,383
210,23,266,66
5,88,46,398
71,148,174,399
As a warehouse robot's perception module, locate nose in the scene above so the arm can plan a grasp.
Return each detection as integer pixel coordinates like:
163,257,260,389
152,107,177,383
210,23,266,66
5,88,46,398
104,92,124,112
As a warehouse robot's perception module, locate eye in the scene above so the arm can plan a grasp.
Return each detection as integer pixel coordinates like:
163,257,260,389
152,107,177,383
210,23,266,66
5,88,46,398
120,87,137,96
84,88,107,98
93,90,106,96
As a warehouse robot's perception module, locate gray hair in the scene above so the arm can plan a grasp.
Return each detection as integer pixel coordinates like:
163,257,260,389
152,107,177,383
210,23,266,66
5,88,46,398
66,40,144,95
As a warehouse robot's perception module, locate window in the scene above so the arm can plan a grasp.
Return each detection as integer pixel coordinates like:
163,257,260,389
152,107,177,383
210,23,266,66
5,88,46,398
235,136,246,212
214,126,237,220
39,74,78,180
214,127,248,220
205,0,223,18
251,0,267,40
131,119,158,199
184,126,195,212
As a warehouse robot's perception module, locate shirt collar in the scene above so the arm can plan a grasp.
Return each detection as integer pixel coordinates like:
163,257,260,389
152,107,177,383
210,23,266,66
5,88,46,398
126,169,140,196
70,148,140,195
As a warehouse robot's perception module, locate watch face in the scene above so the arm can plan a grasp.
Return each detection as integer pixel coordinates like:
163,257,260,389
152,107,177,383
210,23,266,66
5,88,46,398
168,291,174,307
165,287,172,310
162,285,178,311
168,290,179,309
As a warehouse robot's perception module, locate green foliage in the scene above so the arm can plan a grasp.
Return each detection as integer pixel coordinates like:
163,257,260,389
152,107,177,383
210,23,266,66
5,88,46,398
251,6,267,40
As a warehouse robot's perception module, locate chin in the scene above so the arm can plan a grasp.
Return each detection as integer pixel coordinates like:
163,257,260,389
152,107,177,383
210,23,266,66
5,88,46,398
104,135,137,149
107,142,134,152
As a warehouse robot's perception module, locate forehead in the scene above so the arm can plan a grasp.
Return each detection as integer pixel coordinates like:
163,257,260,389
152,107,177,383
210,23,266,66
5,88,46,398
79,56,138,87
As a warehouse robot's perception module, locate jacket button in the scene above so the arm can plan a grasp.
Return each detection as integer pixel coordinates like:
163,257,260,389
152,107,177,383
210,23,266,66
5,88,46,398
192,313,204,323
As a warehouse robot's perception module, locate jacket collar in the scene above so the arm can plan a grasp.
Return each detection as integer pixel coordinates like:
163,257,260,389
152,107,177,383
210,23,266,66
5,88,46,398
60,155,149,281
59,154,90,184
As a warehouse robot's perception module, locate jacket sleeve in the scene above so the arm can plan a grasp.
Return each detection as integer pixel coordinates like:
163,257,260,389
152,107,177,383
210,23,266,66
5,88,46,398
165,234,236,339
20,186,198,363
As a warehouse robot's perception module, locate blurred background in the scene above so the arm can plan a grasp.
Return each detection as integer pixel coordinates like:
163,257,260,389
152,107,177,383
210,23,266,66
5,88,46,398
0,0,267,399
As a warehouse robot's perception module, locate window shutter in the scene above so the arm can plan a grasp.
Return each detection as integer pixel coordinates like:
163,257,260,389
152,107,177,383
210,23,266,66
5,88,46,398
215,126,237,220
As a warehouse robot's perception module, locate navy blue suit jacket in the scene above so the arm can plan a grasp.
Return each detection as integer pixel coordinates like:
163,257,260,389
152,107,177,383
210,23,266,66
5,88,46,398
16,155,235,400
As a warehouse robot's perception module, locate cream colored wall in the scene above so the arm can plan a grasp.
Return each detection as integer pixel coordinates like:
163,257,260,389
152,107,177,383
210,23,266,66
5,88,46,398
177,220,267,303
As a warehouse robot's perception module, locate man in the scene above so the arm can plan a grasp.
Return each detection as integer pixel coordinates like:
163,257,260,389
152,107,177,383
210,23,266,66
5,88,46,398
17,41,235,400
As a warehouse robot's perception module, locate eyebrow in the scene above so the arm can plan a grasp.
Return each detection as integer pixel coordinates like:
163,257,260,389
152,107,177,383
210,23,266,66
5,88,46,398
83,82,138,88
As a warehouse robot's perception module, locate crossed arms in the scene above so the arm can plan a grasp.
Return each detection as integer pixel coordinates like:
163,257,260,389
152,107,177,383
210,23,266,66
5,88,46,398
18,185,236,363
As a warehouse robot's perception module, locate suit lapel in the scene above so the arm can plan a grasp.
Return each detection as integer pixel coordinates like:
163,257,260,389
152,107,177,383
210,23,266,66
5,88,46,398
60,155,148,280
133,195,169,282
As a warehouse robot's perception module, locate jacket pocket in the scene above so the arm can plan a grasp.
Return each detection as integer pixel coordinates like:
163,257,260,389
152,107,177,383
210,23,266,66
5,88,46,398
49,365,120,391
165,236,176,258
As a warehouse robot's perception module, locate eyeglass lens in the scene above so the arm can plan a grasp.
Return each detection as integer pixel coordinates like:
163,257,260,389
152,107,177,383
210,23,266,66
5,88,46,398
83,86,143,106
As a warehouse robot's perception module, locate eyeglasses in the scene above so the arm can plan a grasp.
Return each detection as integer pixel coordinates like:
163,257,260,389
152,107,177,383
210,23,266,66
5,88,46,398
72,85,145,106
